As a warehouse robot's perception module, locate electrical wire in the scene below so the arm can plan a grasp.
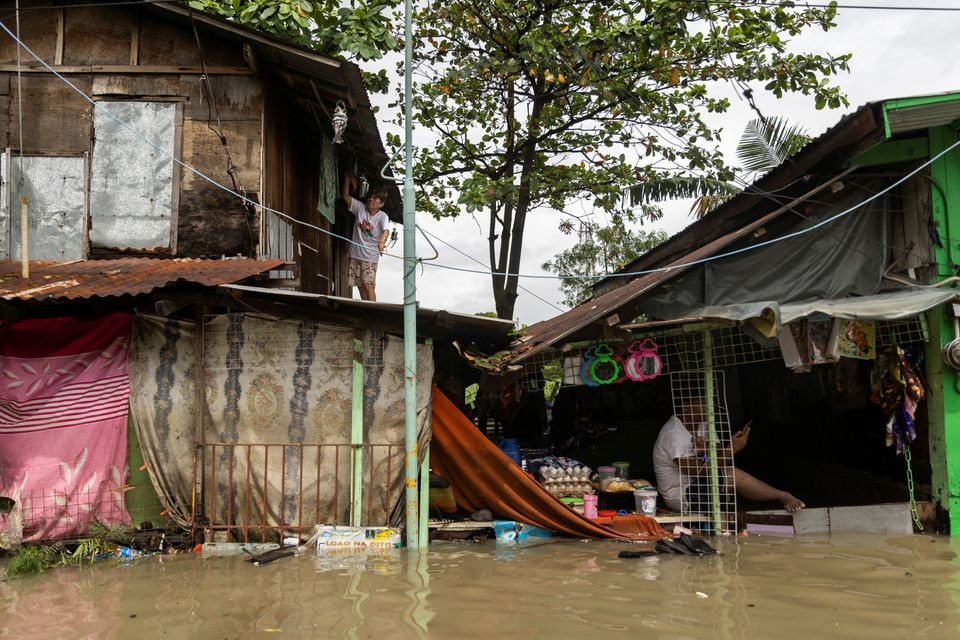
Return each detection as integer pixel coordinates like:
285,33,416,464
3,11,957,286
417,225,566,312
417,136,960,280
13,0,23,192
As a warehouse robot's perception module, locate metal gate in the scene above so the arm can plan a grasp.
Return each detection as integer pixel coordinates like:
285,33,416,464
192,442,403,542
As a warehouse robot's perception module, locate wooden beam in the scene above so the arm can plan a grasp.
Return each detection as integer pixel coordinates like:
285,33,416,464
130,16,140,66
55,10,64,66
0,64,254,75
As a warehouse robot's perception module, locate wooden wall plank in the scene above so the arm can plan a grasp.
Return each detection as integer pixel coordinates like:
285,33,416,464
180,118,261,192
180,75,262,121
8,75,92,153
92,75,180,97
138,16,245,68
0,15,56,65
176,188,259,257
62,8,138,66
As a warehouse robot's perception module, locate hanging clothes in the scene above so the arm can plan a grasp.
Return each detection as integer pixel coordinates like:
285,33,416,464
870,345,925,454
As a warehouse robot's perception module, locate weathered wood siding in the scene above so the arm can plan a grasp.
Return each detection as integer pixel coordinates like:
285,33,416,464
0,5,263,258
262,78,335,294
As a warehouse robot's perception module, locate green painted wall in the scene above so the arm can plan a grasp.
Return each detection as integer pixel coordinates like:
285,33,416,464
125,414,168,528
926,125,960,534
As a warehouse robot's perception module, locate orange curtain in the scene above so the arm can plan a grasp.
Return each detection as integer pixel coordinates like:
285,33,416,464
430,387,668,540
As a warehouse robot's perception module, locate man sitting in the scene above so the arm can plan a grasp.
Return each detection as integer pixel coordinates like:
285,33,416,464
652,399,804,513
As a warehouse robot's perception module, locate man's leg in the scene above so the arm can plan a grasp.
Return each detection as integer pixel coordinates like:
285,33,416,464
733,468,805,512
359,283,376,301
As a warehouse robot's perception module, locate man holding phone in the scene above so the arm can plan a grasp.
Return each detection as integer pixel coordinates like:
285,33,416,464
653,399,805,513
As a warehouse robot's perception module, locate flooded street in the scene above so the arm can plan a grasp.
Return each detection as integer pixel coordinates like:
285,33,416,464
3,532,960,639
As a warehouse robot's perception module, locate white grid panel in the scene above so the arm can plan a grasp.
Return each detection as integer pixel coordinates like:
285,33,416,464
670,370,737,535
520,317,929,390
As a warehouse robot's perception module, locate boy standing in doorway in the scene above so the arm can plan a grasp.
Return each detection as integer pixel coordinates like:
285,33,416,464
342,174,390,301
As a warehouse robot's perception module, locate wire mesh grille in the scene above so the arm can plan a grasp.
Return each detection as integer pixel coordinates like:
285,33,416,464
669,370,737,534
520,316,929,390
877,316,928,346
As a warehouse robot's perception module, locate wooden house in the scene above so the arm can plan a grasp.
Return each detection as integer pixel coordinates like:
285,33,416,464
0,0,400,294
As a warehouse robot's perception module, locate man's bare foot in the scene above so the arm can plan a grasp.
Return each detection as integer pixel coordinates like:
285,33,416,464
780,493,805,512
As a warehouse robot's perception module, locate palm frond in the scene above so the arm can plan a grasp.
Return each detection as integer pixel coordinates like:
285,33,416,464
628,176,738,207
689,193,735,219
736,117,810,175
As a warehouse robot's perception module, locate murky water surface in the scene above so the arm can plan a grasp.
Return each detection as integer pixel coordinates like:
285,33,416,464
3,533,960,639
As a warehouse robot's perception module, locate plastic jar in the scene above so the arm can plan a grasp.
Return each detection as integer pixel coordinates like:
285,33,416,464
583,494,598,519
597,465,616,491
612,461,630,480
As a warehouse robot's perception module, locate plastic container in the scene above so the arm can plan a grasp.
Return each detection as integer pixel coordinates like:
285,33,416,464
498,438,522,465
612,461,630,480
583,494,598,519
635,487,658,516
597,465,616,490
201,542,279,558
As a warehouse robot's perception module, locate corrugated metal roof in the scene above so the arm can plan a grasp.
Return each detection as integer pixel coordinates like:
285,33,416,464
886,100,960,137
220,284,516,339
0,258,285,301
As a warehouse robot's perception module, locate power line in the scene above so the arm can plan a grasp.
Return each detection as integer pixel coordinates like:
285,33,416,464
417,225,566,312
674,1,960,11
417,136,960,280
4,12,958,289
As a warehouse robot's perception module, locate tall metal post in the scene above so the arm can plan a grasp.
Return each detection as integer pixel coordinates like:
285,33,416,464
402,0,420,548
703,330,722,532
351,336,365,527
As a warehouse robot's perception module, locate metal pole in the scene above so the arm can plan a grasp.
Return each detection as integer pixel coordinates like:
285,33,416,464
703,330,722,532
402,0,420,548
351,336,365,527
19,196,28,278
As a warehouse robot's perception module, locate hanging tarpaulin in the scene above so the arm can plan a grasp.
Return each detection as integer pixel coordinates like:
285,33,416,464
129,313,434,537
0,314,133,541
654,288,958,336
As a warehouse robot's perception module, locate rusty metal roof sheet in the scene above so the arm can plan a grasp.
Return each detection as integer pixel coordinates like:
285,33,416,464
0,258,285,301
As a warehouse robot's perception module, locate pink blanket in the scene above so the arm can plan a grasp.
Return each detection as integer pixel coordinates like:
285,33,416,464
0,314,132,541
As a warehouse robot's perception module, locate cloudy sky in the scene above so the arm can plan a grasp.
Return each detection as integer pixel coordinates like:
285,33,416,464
372,2,960,326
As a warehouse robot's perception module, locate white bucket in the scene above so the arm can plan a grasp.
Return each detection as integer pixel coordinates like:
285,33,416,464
635,487,658,516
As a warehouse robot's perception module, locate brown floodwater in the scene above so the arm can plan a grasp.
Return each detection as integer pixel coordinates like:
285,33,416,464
2,532,960,639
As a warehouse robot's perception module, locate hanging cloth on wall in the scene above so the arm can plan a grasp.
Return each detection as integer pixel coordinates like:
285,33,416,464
317,134,338,224
0,314,132,541
870,345,925,454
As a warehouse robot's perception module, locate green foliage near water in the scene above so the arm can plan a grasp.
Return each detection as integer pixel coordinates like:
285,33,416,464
4,545,62,577
3,538,117,578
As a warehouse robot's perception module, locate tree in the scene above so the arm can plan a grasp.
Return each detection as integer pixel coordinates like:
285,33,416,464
406,0,849,319
628,116,811,217
188,0,399,82
542,219,667,307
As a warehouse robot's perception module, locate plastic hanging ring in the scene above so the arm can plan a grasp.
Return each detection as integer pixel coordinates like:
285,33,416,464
580,347,600,387
589,348,621,385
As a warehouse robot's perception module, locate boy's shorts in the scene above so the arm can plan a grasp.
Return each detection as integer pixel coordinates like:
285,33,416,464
348,258,378,286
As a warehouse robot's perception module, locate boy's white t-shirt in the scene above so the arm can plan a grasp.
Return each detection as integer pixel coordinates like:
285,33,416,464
347,198,388,262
